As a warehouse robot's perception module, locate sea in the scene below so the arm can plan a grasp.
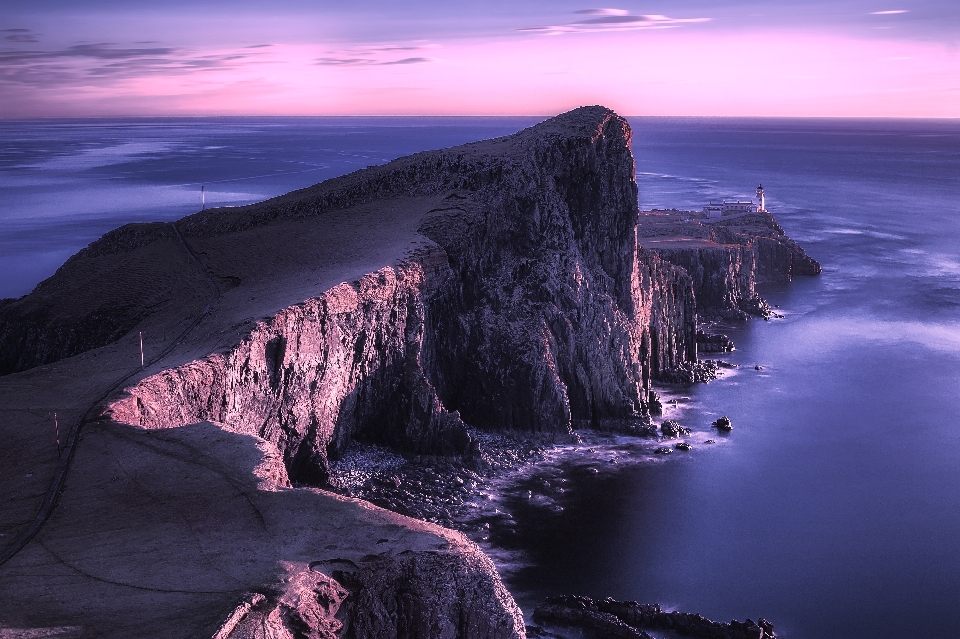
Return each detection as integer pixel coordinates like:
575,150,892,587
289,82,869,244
2,116,959,638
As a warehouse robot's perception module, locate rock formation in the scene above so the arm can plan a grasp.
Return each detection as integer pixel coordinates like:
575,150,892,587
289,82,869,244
0,106,817,638
637,210,820,320
533,595,777,639
98,106,701,488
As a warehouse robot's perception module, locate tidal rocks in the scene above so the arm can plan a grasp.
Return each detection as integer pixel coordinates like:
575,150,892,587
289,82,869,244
659,359,723,384
637,423,660,437
675,441,692,451
533,596,777,639
647,390,664,415
654,447,672,455
712,416,733,430
696,330,735,353
660,420,690,438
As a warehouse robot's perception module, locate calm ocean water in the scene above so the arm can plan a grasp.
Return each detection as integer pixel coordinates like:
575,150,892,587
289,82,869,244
2,117,959,638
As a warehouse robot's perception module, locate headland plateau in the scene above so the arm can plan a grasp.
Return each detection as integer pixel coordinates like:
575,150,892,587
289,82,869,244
0,107,817,639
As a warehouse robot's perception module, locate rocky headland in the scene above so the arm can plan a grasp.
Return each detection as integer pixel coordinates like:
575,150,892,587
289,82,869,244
0,106,817,638
637,208,820,321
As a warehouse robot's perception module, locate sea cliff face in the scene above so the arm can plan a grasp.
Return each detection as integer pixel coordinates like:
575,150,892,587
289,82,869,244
104,107,699,488
106,256,472,486
638,211,821,320
0,108,819,639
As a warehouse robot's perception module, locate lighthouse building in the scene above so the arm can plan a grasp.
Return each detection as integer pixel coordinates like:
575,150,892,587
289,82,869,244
703,184,767,218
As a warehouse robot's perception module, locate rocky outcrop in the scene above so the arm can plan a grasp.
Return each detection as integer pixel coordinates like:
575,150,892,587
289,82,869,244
660,420,690,438
337,550,525,639
641,212,820,320
533,596,776,639
697,330,735,353
226,553,523,639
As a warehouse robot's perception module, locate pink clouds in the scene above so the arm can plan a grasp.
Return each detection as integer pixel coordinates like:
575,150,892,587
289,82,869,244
519,10,711,36
1,24,957,117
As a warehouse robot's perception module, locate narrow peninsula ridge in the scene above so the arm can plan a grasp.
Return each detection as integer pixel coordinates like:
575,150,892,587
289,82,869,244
0,107,817,638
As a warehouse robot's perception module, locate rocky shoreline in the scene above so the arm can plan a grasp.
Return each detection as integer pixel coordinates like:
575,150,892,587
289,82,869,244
0,106,817,638
531,596,776,639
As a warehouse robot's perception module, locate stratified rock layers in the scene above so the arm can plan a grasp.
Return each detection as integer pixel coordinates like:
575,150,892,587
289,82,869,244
106,107,697,484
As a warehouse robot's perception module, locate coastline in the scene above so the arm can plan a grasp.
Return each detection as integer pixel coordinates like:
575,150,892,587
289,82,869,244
0,107,817,638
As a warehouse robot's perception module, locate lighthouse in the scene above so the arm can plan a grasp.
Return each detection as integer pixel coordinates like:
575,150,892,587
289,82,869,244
756,184,766,212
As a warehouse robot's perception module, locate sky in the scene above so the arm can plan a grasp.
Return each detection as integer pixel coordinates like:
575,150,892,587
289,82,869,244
0,0,958,117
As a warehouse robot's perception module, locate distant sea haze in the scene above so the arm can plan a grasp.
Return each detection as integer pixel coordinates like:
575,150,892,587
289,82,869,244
3,117,960,638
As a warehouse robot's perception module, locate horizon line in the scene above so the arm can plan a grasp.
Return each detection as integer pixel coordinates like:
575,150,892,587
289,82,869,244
3,114,959,121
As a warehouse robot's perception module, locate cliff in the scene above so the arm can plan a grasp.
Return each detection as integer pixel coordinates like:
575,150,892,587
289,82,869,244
637,210,820,320
0,107,818,639
101,106,698,490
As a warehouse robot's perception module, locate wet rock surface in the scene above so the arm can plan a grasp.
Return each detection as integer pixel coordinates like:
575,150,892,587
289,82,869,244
327,430,550,538
533,596,777,639
712,416,733,431
658,359,726,384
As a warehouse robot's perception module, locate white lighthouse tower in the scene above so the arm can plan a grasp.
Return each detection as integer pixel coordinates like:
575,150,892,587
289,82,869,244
756,184,766,212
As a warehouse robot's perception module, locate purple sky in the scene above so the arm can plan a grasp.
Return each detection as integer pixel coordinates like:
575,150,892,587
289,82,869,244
1,1,958,117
